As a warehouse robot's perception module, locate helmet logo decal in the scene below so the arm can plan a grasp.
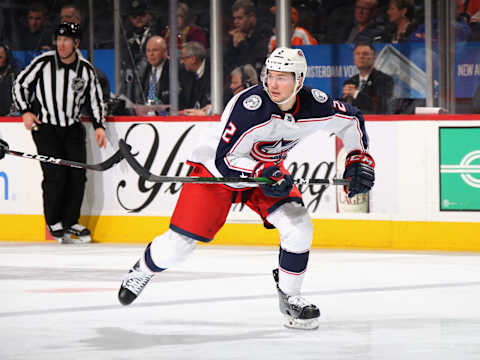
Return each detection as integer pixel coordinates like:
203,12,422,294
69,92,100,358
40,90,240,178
243,95,262,110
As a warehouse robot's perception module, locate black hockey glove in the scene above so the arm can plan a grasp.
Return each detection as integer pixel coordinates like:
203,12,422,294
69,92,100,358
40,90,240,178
255,163,294,198
0,139,8,160
343,150,375,198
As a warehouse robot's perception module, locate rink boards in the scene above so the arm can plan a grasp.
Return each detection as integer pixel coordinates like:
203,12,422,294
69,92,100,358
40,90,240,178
0,115,479,251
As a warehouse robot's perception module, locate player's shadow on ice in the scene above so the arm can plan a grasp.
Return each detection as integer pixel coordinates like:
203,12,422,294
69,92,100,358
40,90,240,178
81,326,287,350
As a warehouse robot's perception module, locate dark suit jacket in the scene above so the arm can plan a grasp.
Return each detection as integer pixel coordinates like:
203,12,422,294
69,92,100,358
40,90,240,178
347,69,394,114
180,59,211,110
133,60,190,110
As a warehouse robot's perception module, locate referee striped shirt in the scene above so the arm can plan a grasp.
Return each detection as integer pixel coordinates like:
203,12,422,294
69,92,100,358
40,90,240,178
12,50,105,129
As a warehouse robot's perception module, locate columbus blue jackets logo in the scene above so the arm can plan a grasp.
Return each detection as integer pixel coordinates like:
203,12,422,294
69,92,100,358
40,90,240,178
243,95,262,110
311,89,328,103
250,138,300,161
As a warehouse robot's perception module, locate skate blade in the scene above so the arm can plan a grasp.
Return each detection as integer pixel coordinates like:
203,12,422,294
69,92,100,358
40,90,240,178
283,315,319,330
62,234,91,244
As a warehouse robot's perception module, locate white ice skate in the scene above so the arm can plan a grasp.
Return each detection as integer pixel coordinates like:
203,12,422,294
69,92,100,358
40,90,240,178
63,224,92,244
118,261,154,305
272,268,320,330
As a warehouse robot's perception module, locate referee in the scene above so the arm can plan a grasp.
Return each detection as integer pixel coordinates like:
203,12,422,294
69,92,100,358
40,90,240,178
12,22,107,244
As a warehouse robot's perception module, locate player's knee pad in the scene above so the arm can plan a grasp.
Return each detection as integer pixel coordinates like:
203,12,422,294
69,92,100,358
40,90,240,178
149,229,197,269
267,202,313,253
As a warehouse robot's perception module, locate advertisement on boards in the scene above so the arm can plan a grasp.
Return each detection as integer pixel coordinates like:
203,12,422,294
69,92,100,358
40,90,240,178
439,127,480,211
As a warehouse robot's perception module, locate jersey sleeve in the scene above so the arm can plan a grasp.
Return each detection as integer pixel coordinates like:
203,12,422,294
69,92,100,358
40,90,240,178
321,97,369,153
12,54,49,114
214,93,268,177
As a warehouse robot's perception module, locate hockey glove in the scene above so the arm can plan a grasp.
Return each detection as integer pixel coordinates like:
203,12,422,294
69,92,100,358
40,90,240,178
0,139,8,160
343,150,375,198
255,163,294,198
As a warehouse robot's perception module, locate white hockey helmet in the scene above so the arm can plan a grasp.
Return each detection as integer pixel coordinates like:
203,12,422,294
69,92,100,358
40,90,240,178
263,47,308,104
265,47,307,83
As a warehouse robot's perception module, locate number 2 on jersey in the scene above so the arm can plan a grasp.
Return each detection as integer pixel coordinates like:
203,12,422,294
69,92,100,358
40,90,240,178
333,100,347,113
221,122,237,143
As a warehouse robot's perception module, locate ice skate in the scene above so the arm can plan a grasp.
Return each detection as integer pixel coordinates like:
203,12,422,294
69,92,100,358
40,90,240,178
118,261,154,305
48,222,66,243
272,268,320,330
64,224,91,244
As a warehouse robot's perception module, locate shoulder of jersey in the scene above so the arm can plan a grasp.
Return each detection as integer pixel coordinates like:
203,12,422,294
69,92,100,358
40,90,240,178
238,85,271,112
305,86,330,104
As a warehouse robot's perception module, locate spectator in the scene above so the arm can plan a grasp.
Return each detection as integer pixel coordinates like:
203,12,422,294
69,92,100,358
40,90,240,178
125,35,190,111
328,0,386,43
184,64,259,116
10,2,53,51
341,42,394,114
0,44,18,115
224,0,272,81
180,41,211,110
59,3,90,48
162,2,208,49
121,0,158,72
381,0,417,43
267,6,318,54
410,2,472,42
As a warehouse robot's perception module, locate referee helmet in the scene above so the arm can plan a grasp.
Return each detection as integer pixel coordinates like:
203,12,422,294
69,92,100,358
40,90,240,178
55,22,81,40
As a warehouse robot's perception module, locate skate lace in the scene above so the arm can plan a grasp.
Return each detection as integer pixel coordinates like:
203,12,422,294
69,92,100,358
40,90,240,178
124,269,153,295
288,295,311,309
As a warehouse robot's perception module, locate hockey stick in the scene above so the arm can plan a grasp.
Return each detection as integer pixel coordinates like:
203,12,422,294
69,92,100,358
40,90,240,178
1,141,124,171
118,139,350,186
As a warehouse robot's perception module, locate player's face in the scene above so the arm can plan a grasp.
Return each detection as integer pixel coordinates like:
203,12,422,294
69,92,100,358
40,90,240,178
266,70,296,103
56,36,78,62
146,40,167,67
353,45,375,71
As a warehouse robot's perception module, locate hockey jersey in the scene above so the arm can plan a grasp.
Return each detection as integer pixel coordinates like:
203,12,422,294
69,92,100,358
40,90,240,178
189,84,369,188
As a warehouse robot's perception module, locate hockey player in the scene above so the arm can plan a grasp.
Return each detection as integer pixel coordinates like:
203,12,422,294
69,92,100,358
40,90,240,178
118,47,375,330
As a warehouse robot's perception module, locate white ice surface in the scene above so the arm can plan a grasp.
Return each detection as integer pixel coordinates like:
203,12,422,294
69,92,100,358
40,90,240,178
1,242,480,360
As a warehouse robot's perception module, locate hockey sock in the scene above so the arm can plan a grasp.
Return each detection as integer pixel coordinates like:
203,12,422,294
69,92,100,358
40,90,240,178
144,229,197,272
278,247,310,296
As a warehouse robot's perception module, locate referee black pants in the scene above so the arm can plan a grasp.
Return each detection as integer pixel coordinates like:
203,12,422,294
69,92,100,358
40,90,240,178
32,122,87,229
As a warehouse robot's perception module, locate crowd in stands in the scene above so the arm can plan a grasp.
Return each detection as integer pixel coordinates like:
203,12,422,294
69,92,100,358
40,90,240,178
1,0,480,116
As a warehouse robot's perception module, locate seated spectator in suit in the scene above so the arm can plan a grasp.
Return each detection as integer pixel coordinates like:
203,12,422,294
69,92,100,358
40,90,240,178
184,64,259,116
180,41,211,110
162,2,208,49
10,2,53,51
381,0,417,42
0,44,18,115
125,36,187,109
224,0,272,81
341,42,394,114
267,6,318,54
330,0,386,43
